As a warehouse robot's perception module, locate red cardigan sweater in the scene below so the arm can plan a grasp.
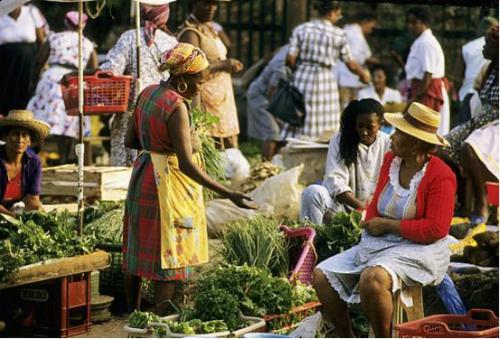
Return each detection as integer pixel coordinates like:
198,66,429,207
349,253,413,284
365,152,457,244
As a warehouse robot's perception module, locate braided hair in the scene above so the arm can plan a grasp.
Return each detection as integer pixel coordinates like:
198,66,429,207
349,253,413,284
338,99,384,167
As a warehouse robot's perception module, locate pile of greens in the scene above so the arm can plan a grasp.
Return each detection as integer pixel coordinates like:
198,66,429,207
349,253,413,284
313,210,363,262
83,207,124,245
221,216,289,277
191,107,226,201
127,310,229,336
0,211,96,282
192,264,317,330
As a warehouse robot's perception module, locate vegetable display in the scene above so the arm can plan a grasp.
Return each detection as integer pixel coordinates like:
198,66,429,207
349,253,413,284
192,264,317,330
221,216,289,277
238,162,282,193
451,231,499,267
0,211,96,282
83,207,124,245
312,210,363,262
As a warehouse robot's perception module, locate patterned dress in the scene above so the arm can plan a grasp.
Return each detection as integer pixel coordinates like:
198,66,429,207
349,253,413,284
123,85,193,281
317,156,452,304
281,19,352,140
27,31,94,139
443,65,499,166
100,28,178,166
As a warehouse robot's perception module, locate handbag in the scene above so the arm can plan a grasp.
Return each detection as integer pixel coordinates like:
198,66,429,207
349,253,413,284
268,70,306,127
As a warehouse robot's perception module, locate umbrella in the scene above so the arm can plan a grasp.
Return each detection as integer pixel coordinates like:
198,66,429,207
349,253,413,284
1,0,95,234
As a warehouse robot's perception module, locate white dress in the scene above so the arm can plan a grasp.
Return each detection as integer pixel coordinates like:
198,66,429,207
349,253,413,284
464,120,499,180
337,23,371,89
317,157,452,304
405,29,449,135
27,31,94,139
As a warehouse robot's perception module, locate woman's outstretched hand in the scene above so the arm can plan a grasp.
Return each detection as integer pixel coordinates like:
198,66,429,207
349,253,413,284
227,191,257,209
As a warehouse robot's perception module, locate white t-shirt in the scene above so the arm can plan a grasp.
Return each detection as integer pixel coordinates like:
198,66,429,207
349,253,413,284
337,23,372,88
358,85,403,104
0,5,45,44
459,36,488,101
405,29,445,80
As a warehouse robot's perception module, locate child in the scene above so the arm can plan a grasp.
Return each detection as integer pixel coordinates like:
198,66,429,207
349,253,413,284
300,99,390,224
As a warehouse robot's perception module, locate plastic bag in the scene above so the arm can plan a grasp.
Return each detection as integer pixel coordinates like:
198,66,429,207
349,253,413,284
206,165,304,237
221,148,251,182
290,312,324,338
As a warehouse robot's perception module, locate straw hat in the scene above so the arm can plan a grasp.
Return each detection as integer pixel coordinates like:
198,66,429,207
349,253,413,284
384,102,450,147
0,110,50,143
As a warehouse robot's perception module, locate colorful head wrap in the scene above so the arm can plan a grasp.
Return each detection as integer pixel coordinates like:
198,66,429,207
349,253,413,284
160,43,209,75
65,11,88,30
141,4,170,47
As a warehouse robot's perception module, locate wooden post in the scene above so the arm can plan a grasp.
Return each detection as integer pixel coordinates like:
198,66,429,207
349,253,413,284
286,0,308,39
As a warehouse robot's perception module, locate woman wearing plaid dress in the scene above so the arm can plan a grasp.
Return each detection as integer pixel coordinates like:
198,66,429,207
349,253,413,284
123,43,254,315
282,0,370,140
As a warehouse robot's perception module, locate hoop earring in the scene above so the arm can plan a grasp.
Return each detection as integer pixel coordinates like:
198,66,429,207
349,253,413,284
177,80,188,94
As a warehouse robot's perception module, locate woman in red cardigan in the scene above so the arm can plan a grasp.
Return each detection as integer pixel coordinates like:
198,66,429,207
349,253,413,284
313,102,456,338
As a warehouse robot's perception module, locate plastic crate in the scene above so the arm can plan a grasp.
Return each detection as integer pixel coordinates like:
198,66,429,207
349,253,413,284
13,273,91,337
263,301,321,334
486,182,499,207
279,226,317,285
395,309,499,338
61,71,132,115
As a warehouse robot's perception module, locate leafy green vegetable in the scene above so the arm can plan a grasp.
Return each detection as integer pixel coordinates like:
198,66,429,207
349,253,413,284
0,211,96,282
83,207,124,244
221,216,289,277
191,107,226,202
313,210,363,262
128,310,160,329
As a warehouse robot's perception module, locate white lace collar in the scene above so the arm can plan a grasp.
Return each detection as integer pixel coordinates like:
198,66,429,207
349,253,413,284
388,157,428,197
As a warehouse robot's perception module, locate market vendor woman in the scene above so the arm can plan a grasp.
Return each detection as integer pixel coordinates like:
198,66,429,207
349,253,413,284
0,110,49,216
123,43,254,315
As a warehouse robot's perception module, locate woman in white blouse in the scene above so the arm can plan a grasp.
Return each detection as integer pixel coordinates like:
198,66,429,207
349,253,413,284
0,5,47,116
358,64,403,105
405,6,449,134
300,98,390,224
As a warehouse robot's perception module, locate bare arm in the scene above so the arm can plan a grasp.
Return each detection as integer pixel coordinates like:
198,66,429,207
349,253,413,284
345,59,370,84
124,114,141,150
286,53,297,70
35,27,46,47
390,50,406,70
24,195,43,212
415,72,433,100
168,103,255,208
0,204,15,217
86,50,99,70
336,192,365,210
33,40,50,81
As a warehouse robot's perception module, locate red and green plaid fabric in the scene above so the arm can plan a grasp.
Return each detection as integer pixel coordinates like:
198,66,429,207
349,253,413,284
122,84,192,281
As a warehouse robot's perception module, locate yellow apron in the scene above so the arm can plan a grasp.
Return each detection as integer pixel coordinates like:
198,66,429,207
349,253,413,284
150,152,209,269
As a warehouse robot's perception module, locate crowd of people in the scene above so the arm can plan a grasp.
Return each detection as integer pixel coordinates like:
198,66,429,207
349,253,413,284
0,0,498,336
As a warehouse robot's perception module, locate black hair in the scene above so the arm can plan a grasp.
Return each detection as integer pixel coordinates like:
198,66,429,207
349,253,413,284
407,6,433,25
313,0,341,16
354,11,377,23
0,126,36,143
338,98,384,167
369,63,386,74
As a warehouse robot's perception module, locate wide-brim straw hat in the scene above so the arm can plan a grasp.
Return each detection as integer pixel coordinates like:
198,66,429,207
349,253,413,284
384,102,450,147
0,110,50,144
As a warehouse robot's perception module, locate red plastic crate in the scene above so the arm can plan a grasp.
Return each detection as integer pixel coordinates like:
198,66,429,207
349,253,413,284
12,272,91,337
61,71,132,115
486,182,499,207
280,225,317,285
264,301,321,333
395,309,499,338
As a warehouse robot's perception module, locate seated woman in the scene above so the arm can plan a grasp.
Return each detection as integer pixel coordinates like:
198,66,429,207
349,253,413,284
460,120,499,224
300,99,390,224
0,110,49,216
313,102,456,337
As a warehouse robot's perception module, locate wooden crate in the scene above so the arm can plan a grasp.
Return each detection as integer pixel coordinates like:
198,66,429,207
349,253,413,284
41,165,132,201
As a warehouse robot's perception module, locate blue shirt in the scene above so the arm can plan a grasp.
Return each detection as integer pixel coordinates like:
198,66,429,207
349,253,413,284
0,145,42,208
